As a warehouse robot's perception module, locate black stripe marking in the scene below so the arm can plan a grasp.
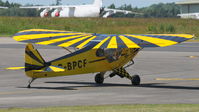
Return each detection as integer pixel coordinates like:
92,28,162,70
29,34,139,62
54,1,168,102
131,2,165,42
48,36,87,46
14,31,77,36
26,50,44,65
83,35,109,48
100,37,112,48
116,36,128,48
89,58,106,63
49,42,99,63
25,63,44,72
21,34,84,43
140,35,188,43
69,36,93,47
123,35,159,48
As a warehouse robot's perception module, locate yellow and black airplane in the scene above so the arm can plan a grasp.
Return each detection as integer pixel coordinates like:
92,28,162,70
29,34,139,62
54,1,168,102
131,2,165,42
12,29,194,88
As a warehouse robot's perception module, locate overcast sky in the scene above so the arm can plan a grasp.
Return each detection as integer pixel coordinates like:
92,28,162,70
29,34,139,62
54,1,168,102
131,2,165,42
3,0,182,7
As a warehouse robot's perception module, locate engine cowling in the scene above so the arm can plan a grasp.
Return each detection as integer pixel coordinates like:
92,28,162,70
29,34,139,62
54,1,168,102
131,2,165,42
51,9,60,17
40,9,50,17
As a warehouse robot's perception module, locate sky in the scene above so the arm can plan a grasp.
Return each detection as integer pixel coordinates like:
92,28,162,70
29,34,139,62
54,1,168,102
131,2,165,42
3,0,182,7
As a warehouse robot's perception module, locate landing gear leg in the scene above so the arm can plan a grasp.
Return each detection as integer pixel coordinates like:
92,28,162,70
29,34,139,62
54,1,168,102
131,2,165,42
95,72,105,84
27,78,36,88
114,67,141,86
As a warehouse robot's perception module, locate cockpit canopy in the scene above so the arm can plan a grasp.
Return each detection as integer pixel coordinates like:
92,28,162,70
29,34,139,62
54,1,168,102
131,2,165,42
96,48,122,63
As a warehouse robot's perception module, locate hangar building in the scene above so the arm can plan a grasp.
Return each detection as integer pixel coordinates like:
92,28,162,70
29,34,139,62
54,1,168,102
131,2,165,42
176,0,199,19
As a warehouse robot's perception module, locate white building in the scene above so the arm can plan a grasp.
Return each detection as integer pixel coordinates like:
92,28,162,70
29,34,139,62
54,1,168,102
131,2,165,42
0,6,8,9
176,0,199,19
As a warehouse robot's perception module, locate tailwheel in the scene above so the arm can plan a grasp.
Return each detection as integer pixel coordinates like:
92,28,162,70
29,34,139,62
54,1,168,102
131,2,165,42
131,75,140,86
95,73,104,84
27,78,36,88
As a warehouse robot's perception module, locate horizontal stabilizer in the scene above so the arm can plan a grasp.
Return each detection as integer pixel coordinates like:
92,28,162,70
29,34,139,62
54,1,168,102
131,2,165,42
45,65,65,72
5,67,25,70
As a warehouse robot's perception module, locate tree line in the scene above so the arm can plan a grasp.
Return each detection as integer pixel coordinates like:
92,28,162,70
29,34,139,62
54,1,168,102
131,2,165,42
0,0,38,17
0,0,180,18
108,3,180,18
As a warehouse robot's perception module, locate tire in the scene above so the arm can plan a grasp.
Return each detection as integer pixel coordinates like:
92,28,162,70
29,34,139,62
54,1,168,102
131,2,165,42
95,73,104,84
131,75,140,86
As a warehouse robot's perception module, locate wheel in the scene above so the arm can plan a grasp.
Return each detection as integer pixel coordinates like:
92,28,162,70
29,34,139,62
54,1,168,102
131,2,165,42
27,85,31,88
131,75,140,86
95,73,104,84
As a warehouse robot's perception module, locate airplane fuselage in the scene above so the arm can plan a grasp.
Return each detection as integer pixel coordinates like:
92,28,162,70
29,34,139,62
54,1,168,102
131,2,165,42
26,46,140,78
59,5,100,17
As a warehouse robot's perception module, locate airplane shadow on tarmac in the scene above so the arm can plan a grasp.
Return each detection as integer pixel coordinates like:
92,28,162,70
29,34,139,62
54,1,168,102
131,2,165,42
18,81,199,90
39,81,199,90
140,83,199,90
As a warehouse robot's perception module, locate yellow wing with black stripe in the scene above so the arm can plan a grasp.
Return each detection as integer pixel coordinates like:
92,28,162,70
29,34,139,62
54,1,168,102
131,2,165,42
13,29,194,49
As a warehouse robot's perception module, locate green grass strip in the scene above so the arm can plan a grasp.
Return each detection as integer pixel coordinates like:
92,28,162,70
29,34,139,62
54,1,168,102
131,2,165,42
0,17,198,40
0,104,199,112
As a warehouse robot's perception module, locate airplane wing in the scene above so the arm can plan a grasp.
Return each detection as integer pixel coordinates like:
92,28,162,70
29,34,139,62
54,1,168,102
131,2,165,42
102,8,142,18
104,8,141,14
13,29,194,49
20,5,76,9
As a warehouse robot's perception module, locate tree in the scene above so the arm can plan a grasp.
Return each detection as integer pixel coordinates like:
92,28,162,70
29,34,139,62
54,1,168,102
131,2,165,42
108,4,115,9
140,3,180,18
0,0,38,17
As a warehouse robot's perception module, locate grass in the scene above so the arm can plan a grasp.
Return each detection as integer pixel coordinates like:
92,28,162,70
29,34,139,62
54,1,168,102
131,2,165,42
0,17,198,40
0,104,199,112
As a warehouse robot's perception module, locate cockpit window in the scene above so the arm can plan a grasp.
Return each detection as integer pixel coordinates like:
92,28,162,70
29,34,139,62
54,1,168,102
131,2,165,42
96,48,105,57
96,48,122,63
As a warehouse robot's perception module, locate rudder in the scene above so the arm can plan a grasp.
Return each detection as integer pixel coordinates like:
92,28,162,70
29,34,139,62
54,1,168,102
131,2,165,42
25,43,46,72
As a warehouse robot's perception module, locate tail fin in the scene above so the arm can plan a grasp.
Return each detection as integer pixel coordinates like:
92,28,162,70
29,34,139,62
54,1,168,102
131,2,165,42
25,43,46,72
93,0,102,7
25,44,65,78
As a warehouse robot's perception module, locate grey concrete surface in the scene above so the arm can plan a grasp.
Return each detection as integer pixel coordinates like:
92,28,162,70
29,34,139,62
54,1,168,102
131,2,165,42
0,37,199,108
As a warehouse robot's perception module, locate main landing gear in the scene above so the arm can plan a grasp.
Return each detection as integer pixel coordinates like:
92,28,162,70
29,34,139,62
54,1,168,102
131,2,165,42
94,68,141,86
95,72,105,84
131,74,140,86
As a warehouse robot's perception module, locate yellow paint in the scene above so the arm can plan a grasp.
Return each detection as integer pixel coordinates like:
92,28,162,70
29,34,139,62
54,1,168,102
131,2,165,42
6,67,25,70
189,56,198,58
36,34,90,45
119,35,140,48
77,36,96,48
26,43,45,63
126,34,178,47
13,33,85,41
149,34,194,39
107,36,117,48
25,44,45,67
49,66,65,72
93,37,110,49
156,78,199,81
25,53,43,66
58,35,91,47
19,29,71,33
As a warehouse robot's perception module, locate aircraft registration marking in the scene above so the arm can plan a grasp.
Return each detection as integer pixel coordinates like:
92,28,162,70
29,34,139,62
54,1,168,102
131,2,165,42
63,59,87,71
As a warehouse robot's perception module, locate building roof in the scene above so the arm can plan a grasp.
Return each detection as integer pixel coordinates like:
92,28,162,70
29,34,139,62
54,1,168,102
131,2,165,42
176,0,199,5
